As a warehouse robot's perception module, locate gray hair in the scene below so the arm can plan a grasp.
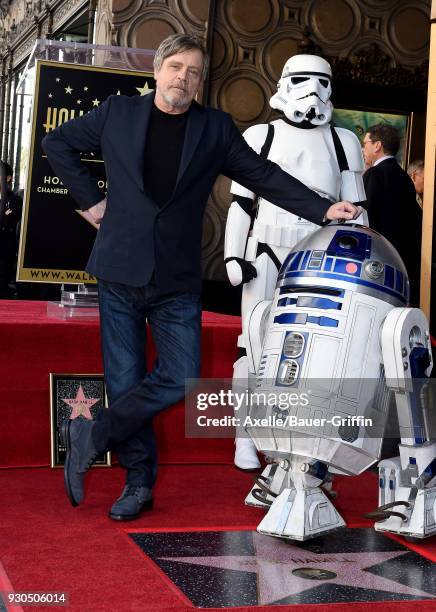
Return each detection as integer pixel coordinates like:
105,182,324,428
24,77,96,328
153,33,209,81
407,159,424,176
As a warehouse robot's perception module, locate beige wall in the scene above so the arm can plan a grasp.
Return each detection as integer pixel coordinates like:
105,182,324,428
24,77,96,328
422,1,436,316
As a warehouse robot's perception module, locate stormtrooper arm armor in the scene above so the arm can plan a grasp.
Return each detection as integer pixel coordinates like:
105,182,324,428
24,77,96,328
225,124,270,286
224,199,256,286
336,128,368,226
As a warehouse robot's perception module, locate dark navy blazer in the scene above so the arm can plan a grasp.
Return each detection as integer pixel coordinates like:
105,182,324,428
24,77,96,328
42,92,332,292
363,157,422,305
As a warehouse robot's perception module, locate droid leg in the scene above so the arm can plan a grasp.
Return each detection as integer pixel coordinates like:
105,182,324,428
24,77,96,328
245,460,293,508
256,457,345,541
245,460,338,508
370,308,436,538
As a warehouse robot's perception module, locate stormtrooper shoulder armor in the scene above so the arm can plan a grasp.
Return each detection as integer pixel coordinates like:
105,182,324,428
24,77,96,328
230,124,270,199
242,123,271,153
333,127,364,172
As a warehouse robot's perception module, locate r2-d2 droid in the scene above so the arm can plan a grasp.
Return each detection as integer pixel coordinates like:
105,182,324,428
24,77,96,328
244,222,435,541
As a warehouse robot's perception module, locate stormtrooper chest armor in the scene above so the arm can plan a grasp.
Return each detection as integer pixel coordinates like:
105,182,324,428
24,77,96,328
254,121,342,245
268,121,340,201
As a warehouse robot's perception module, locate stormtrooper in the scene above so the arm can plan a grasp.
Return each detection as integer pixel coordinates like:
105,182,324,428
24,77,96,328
224,54,367,469
242,222,435,541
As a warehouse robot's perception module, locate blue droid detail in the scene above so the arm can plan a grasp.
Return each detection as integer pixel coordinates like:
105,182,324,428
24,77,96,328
278,226,409,305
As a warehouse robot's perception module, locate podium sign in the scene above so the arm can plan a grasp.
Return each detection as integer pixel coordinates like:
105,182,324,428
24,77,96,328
18,60,154,283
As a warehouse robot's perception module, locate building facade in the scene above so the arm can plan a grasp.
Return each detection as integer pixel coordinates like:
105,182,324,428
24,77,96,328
0,0,431,285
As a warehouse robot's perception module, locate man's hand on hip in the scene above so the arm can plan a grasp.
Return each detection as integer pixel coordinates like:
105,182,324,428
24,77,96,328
326,201,361,221
87,198,107,224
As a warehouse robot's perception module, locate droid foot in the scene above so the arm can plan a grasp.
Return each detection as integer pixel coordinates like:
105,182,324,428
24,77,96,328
374,456,436,538
373,489,436,538
257,486,346,541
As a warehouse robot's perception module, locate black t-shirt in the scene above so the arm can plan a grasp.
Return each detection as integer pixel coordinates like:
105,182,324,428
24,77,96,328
143,104,189,207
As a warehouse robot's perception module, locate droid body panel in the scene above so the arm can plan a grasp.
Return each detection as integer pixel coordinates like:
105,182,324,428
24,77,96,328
245,224,435,540
248,224,407,474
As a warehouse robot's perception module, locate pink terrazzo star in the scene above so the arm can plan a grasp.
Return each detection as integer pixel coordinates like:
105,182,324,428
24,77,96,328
161,531,434,605
62,385,99,420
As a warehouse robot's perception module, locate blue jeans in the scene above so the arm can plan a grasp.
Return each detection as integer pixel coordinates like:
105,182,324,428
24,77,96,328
95,279,201,488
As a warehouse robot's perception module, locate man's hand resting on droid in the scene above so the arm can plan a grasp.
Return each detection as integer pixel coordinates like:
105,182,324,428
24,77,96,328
326,201,361,221
225,257,257,287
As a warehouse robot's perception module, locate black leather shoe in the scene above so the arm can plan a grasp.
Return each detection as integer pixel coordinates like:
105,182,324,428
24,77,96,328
60,418,98,507
108,485,153,521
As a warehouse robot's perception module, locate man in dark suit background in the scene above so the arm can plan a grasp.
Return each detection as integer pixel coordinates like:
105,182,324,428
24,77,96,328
0,162,22,298
362,123,422,305
43,33,360,521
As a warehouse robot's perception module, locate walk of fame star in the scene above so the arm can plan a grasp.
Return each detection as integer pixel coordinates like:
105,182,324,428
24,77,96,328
164,533,432,605
62,385,99,420
130,529,435,607
136,81,152,96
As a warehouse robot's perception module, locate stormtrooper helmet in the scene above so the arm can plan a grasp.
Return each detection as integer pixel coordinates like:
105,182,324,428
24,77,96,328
270,54,333,125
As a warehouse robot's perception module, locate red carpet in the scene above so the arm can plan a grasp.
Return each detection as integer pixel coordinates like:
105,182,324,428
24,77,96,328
1,301,435,610
0,301,238,468
0,466,435,611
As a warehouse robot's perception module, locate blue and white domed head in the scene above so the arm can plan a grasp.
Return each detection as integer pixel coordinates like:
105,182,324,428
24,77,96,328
279,224,409,306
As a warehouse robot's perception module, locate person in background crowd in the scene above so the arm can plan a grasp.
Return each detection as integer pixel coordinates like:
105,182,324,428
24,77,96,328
0,162,22,298
407,159,424,208
362,124,422,306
